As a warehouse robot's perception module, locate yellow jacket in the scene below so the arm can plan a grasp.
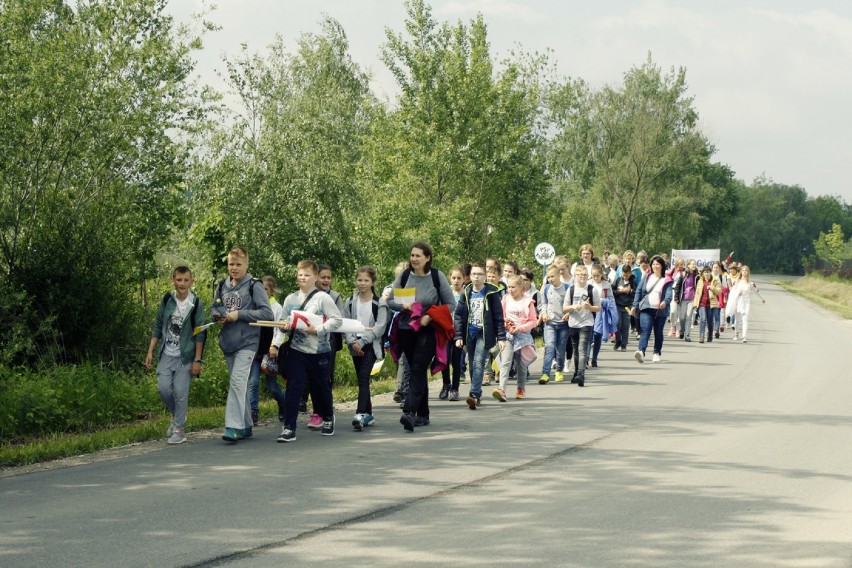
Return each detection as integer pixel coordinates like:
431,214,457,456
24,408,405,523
693,276,722,309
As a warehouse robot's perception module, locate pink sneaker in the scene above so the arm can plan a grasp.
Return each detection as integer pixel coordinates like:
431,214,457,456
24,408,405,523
307,414,323,430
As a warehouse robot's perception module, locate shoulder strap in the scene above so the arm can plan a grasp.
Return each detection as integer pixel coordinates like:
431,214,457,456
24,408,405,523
587,284,595,306
161,291,171,308
400,269,411,289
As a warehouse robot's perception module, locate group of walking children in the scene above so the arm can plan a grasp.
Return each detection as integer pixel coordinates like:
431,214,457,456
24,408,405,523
147,243,763,444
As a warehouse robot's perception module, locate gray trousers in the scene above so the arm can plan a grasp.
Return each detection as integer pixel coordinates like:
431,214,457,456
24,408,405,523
224,349,255,429
156,354,193,430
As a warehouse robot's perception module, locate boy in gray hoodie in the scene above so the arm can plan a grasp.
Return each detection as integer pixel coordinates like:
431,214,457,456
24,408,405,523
211,246,273,442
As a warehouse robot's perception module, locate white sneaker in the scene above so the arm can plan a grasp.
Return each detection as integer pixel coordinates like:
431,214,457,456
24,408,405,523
634,350,644,363
652,353,661,363
732,335,738,341
742,338,747,343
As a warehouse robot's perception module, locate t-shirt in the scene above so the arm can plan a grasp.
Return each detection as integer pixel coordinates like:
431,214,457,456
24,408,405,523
564,285,599,328
645,275,663,309
467,288,486,331
354,296,372,339
163,296,191,357
503,295,531,329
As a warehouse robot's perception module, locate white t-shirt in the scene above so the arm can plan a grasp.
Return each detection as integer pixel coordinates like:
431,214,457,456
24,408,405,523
163,296,191,357
645,275,663,309
354,296,372,338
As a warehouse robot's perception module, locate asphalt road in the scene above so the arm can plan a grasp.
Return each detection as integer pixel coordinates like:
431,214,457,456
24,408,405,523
2,278,851,568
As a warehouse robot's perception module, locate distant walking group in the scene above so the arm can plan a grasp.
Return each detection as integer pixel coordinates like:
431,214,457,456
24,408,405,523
145,242,763,445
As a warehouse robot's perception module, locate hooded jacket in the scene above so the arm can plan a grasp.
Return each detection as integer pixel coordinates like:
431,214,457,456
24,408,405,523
211,274,273,355
454,282,507,350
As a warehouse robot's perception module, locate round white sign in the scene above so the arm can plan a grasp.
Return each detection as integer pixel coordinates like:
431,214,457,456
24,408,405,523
534,242,556,266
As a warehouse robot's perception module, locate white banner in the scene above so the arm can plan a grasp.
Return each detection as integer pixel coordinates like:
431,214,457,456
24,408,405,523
670,249,720,270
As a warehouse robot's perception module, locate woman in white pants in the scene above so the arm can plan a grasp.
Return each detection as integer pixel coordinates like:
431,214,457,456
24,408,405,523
729,265,764,342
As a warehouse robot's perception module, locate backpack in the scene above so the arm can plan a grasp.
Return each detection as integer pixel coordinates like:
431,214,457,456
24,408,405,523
345,292,386,356
568,284,595,306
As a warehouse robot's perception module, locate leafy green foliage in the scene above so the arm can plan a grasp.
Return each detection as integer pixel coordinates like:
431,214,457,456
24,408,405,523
812,224,846,272
0,0,207,364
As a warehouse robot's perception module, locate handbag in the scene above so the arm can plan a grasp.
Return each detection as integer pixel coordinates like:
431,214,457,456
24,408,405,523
276,289,319,373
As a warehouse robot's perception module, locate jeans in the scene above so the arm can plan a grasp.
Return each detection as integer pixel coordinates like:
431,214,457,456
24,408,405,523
283,349,333,430
542,322,569,378
677,300,694,338
156,353,193,430
396,353,410,397
591,331,602,363
248,356,285,414
698,306,717,339
712,307,722,333
350,348,377,415
568,326,591,378
638,309,667,356
396,328,436,418
224,349,255,430
615,307,631,348
466,331,488,399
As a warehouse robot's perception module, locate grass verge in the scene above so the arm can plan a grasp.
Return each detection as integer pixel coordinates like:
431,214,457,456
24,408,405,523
775,275,852,319
0,378,398,469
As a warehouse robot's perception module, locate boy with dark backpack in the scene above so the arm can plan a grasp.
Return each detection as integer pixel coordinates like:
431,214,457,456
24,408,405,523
145,266,206,445
563,269,600,387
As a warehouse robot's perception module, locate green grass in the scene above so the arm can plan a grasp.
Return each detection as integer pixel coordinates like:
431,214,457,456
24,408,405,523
775,275,852,319
0,377,399,468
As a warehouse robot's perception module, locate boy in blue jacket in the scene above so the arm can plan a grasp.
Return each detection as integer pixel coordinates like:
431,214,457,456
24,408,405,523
454,262,506,409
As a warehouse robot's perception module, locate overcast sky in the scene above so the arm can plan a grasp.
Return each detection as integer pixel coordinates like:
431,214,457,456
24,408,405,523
167,0,852,204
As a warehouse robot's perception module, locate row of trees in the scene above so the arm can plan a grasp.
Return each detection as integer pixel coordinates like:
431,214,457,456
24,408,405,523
2,0,850,367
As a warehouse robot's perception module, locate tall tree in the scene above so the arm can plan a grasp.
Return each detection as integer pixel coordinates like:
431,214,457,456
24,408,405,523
547,55,715,253
190,18,373,279
358,0,548,273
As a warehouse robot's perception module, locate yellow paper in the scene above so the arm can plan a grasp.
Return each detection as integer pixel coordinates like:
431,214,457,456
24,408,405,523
370,359,385,376
394,287,416,305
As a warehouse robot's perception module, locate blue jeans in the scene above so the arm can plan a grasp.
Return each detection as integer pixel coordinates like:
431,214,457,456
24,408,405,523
466,331,488,399
248,356,286,414
699,306,717,339
638,309,667,356
542,322,569,377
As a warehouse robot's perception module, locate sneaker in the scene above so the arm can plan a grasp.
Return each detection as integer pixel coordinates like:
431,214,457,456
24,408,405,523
414,416,430,427
634,350,644,363
299,400,308,413
668,327,676,337
591,360,598,368
613,343,619,351
715,331,720,339
577,376,585,387
222,427,239,443
277,427,296,443
278,403,286,422
720,325,725,333
482,375,492,386
466,395,480,410
571,372,579,384
308,414,323,430
684,337,691,342
554,371,564,383
238,427,253,439
251,410,259,426
492,388,507,402
438,385,450,400
392,391,403,403
362,414,375,427
652,353,661,363
742,338,747,343
321,417,335,436
515,387,526,399
400,412,416,431
448,389,459,401
621,346,627,351
699,336,705,344
539,374,550,385
732,334,738,341
167,429,186,445
166,422,175,438
352,413,365,431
